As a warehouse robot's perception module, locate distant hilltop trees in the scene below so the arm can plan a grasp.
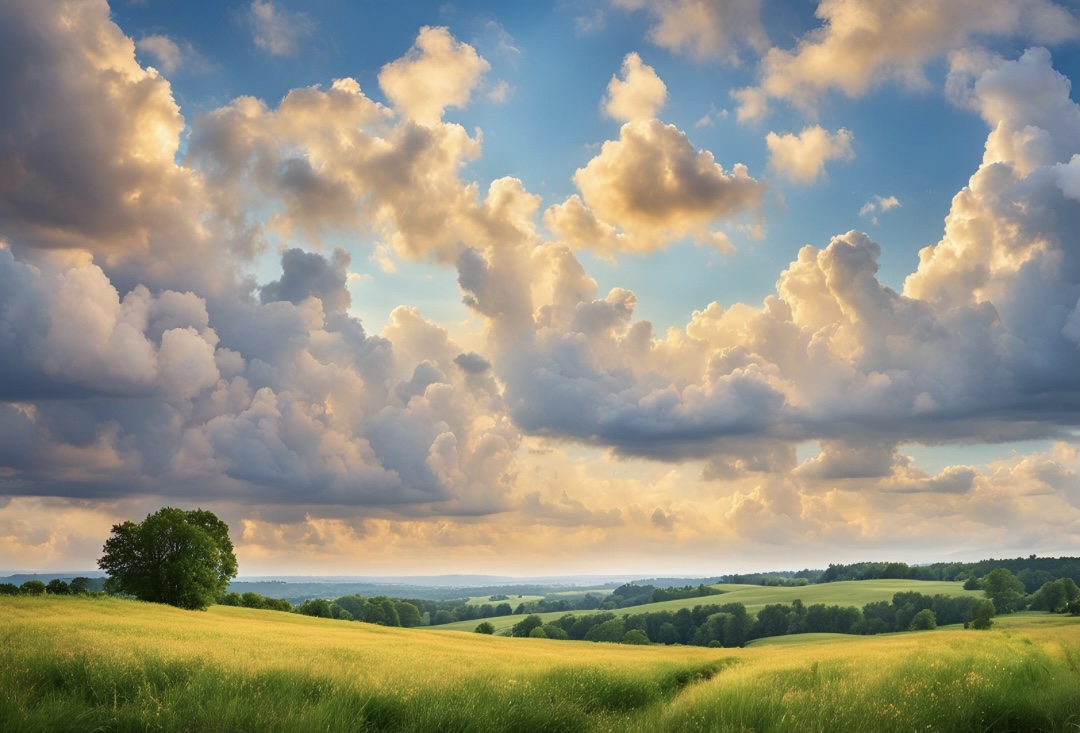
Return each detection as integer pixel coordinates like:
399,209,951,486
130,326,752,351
819,556,1079,589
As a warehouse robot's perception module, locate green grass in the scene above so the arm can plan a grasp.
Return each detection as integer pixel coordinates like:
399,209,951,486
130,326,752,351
463,594,543,606
463,588,613,607
746,633,853,647
1,596,1076,732
431,579,984,633
632,615,1080,732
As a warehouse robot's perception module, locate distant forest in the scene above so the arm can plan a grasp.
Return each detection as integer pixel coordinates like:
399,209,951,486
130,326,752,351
816,556,1079,591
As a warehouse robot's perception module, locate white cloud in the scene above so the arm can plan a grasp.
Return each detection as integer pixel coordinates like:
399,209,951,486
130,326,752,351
737,0,1077,119
859,194,901,223
766,125,854,183
247,0,314,57
135,34,212,74
0,0,1077,569
574,9,606,35
603,52,668,123
378,26,490,126
549,119,765,253
487,79,513,104
612,0,768,63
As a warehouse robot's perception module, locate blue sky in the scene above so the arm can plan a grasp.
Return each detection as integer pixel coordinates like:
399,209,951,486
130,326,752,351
0,0,1077,575
112,0,1077,326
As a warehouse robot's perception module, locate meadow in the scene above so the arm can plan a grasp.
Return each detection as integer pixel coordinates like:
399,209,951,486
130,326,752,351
1,596,1076,732
432,578,984,633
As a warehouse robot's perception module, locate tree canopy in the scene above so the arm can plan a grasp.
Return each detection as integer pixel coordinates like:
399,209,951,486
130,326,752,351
98,507,238,610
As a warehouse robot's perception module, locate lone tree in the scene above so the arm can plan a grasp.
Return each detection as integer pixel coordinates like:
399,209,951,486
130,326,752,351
98,507,238,610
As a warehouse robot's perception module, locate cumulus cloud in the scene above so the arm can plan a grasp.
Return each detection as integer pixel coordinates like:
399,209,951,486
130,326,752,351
612,0,768,63
377,26,490,126
187,73,499,262
603,53,668,122
735,0,1077,120
0,2,530,519
260,248,352,313
547,119,766,254
467,46,1078,465
0,0,1077,569
766,125,854,183
247,0,314,57
135,34,212,75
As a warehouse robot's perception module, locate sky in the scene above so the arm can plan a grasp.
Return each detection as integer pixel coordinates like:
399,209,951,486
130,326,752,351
0,0,1077,577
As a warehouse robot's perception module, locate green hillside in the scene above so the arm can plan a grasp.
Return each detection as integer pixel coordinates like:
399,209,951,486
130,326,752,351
429,579,984,633
1,596,1075,732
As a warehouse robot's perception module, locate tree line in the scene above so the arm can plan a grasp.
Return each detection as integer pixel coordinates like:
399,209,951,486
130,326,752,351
484,568,1079,647
492,593,991,648
0,577,105,596
818,556,1079,586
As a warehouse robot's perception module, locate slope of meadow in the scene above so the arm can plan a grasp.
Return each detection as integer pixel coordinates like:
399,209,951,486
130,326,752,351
1,596,1076,732
430,579,984,633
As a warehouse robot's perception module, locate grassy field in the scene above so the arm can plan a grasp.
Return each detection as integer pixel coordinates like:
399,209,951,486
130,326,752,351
431,579,984,633
1,596,1076,732
463,588,613,607
463,594,544,606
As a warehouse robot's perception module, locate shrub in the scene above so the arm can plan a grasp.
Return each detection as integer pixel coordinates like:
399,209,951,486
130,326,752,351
909,609,937,631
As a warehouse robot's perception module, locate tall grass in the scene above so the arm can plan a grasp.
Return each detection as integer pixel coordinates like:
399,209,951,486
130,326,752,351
0,597,1076,732
631,615,1080,732
0,596,727,732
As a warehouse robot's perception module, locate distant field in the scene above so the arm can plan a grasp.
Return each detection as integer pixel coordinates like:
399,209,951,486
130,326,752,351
430,579,984,633
463,588,613,607
463,594,544,606
1,596,1075,732
746,632,852,647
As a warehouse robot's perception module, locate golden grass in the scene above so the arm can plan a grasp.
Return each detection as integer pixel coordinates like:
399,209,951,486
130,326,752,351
1,596,1076,732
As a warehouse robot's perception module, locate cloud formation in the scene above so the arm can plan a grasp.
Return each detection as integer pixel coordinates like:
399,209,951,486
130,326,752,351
766,125,855,183
603,53,668,123
612,0,768,63
733,0,1077,119
0,0,1076,572
377,26,490,126
547,119,766,254
247,1,314,57
135,35,212,75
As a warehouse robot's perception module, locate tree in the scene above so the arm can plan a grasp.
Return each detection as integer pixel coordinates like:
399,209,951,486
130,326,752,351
512,615,545,638
295,598,333,618
69,577,92,594
395,601,422,628
982,568,1025,614
98,507,238,611
218,592,242,606
474,621,495,634
241,592,267,609
432,609,455,625
1030,578,1080,613
909,609,937,631
543,623,569,640
20,580,46,595
966,599,995,629
46,579,70,595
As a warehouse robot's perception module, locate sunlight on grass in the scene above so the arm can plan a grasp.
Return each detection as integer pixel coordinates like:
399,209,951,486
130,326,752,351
0,597,1076,732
